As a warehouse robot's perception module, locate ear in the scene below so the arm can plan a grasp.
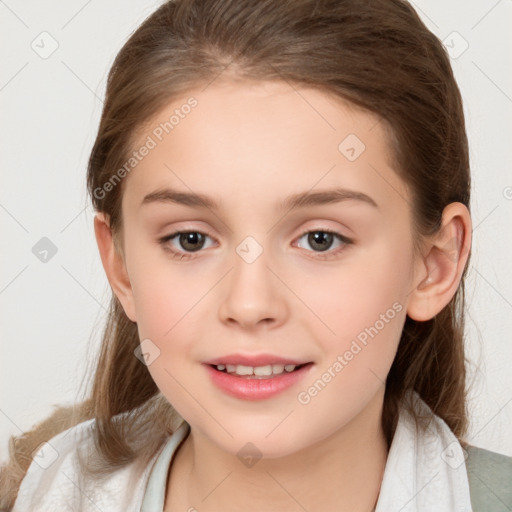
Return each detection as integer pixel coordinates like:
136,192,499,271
94,213,137,322
407,202,471,321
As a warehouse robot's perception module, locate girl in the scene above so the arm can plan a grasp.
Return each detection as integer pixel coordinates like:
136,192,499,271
2,0,511,510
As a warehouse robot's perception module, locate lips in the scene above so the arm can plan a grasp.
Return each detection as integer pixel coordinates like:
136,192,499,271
204,361,314,400
204,353,310,367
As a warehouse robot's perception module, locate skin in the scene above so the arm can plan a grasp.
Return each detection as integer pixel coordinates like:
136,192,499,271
94,79,471,511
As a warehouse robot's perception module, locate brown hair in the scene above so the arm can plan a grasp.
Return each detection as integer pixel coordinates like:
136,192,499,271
1,0,471,507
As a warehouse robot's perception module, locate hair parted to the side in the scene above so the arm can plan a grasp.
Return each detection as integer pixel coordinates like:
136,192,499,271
1,0,472,508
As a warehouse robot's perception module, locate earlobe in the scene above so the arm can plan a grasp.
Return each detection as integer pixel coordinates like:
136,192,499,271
407,202,471,322
93,213,137,322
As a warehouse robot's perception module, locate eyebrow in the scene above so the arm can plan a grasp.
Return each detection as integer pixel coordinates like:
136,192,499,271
141,187,379,212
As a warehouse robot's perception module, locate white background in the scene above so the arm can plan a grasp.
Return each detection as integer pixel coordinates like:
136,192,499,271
1,0,511,465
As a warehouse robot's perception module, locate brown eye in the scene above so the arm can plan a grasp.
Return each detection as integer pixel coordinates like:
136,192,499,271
159,230,215,259
176,232,206,252
306,231,334,252
296,229,353,258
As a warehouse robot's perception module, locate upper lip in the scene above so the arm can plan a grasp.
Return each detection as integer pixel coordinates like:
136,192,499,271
204,354,311,367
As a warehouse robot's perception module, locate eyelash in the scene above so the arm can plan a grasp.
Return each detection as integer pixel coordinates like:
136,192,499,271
159,228,353,261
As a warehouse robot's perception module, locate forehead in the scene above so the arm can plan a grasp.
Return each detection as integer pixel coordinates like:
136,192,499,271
123,79,410,218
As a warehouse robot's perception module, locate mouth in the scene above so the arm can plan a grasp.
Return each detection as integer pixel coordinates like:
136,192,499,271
208,362,312,379
204,361,314,400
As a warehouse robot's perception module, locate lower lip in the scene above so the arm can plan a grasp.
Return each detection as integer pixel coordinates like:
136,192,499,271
204,363,313,400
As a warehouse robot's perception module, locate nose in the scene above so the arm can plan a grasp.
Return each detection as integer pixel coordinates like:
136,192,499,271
217,248,288,330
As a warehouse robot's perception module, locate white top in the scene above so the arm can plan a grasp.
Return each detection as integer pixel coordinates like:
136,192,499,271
12,391,473,511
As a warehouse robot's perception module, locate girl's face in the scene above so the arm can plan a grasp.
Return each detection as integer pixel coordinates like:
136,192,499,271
114,79,423,457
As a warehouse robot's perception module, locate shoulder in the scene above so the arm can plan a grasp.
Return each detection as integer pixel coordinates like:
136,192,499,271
12,417,96,511
464,444,512,511
12,418,159,512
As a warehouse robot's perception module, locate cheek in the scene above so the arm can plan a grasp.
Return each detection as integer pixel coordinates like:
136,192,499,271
293,274,406,426
131,274,177,340
127,245,218,376
126,239,198,337
290,237,411,389
297,242,410,335
128,258,210,417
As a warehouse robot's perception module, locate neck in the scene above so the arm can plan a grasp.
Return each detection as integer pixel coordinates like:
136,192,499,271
167,388,388,512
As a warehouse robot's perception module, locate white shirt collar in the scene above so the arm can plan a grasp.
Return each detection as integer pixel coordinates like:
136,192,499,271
375,389,473,511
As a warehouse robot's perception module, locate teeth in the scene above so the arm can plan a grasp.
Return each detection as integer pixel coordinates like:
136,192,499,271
272,364,285,374
216,363,298,376
236,364,253,375
254,365,273,376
